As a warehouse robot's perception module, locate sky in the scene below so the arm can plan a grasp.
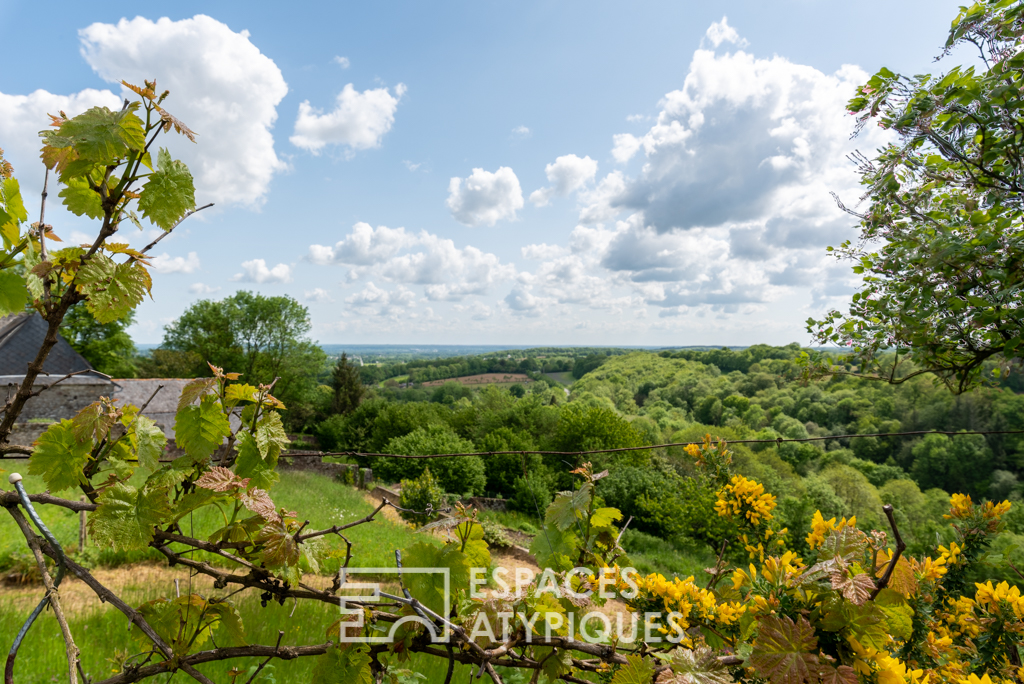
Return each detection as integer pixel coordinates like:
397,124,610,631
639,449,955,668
0,1,969,346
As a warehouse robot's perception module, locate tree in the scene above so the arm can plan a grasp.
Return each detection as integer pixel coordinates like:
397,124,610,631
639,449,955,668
330,352,364,414
162,290,326,420
808,0,1024,392
59,303,138,377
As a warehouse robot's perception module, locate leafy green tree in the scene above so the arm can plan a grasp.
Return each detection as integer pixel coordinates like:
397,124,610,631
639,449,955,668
330,352,364,415
808,0,1024,392
378,425,485,496
59,303,138,377
911,432,994,496
162,290,326,424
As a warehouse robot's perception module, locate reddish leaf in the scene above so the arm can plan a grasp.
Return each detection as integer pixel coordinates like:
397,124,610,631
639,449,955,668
240,488,279,522
749,616,819,684
195,466,248,493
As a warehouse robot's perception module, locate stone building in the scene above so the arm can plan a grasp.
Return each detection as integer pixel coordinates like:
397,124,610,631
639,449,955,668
1,313,191,444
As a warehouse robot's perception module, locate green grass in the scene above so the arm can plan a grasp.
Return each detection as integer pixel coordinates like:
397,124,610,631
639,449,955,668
620,529,717,581
0,588,491,683
0,466,432,575
478,509,541,536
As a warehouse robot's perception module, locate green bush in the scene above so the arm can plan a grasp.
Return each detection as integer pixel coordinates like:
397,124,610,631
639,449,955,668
399,467,445,527
479,518,512,548
508,471,553,516
379,425,486,496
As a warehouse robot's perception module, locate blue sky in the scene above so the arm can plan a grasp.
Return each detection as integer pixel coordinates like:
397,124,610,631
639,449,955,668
0,1,966,345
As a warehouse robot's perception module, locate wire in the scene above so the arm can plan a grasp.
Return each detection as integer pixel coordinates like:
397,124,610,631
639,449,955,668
279,428,1024,461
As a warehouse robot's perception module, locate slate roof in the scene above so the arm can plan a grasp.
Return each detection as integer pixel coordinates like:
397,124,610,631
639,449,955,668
0,313,94,376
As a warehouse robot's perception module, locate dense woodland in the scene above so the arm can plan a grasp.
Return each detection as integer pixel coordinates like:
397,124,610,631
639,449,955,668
314,345,1024,583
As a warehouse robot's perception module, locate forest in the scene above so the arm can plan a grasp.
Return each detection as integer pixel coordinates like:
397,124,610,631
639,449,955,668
316,345,1024,580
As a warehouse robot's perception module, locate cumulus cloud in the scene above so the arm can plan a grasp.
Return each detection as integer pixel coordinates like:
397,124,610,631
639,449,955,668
611,134,642,164
529,154,598,207
189,283,220,295
305,288,334,302
79,15,289,206
333,55,350,68
511,125,531,138
308,223,415,265
704,17,748,48
233,259,292,283
309,222,515,302
605,44,883,235
290,83,405,154
150,251,200,274
345,282,416,312
446,167,523,227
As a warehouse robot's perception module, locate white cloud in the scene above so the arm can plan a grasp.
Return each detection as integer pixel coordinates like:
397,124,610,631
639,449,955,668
309,223,515,300
610,44,884,235
521,243,568,260
511,125,531,138
403,160,423,172
290,83,405,154
150,251,200,274
79,15,289,207
333,55,350,68
305,287,334,302
611,134,641,164
308,222,415,265
232,259,292,283
529,154,598,207
189,282,220,295
704,16,748,48
345,282,416,313
446,167,523,227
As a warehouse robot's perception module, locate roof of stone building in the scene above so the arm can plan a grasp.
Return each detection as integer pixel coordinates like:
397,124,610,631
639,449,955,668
0,313,96,376
111,378,191,414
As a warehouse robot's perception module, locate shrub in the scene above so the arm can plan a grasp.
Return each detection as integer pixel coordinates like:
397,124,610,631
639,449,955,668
508,471,553,516
380,425,486,496
479,518,512,548
399,467,445,527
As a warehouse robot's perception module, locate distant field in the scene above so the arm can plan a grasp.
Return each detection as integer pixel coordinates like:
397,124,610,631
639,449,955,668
421,373,532,387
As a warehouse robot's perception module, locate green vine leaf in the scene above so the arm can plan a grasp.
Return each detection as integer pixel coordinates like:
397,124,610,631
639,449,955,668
402,541,470,615
27,420,91,491
611,654,656,684
130,415,167,471
42,106,146,168
662,646,734,684
310,644,372,684
174,394,230,461
749,616,819,684
90,482,171,550
58,177,103,219
546,482,592,532
234,430,280,490
0,270,28,316
138,148,196,230
77,254,152,323
529,524,578,573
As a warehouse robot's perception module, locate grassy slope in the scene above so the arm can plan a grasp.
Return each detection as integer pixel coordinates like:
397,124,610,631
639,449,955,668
0,468,451,681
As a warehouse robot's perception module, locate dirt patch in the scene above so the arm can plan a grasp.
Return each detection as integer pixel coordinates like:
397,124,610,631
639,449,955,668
421,373,532,387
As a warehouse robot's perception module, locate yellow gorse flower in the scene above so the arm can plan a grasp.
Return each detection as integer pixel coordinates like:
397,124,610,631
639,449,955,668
805,510,857,550
714,475,776,526
974,580,1024,619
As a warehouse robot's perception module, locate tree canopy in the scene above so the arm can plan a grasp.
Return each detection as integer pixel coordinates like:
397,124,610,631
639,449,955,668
808,0,1024,392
